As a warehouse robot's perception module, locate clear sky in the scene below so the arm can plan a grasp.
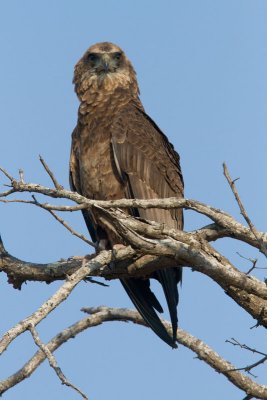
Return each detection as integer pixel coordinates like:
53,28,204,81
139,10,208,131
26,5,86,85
1,1,267,399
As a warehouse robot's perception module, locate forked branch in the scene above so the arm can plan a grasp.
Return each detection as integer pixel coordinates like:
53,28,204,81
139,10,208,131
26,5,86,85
1,307,267,399
0,163,267,399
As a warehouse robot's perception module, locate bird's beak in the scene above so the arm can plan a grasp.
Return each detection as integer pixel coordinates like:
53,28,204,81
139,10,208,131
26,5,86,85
101,54,110,73
103,61,109,72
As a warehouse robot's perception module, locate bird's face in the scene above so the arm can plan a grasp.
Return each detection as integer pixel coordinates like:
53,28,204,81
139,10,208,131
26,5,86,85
85,48,125,76
74,42,139,97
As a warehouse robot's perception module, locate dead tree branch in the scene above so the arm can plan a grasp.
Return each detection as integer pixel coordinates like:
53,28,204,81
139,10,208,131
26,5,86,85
1,307,267,399
226,338,267,375
0,246,134,355
1,164,267,398
223,163,267,257
1,167,267,256
31,194,95,248
39,155,63,190
28,323,88,399
1,211,267,326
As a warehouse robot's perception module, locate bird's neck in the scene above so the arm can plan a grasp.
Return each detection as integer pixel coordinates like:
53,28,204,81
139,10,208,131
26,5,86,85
76,73,140,125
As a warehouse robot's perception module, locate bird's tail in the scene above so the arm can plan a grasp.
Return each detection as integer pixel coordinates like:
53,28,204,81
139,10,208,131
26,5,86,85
121,271,179,348
154,268,180,342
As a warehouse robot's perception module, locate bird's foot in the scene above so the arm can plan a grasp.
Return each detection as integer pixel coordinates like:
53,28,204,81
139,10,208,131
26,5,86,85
112,243,126,253
108,244,125,271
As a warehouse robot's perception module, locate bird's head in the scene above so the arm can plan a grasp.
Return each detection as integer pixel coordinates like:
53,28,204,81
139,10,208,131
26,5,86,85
83,43,126,75
73,42,139,100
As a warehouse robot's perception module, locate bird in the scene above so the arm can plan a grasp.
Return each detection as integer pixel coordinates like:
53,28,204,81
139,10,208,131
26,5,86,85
69,42,184,348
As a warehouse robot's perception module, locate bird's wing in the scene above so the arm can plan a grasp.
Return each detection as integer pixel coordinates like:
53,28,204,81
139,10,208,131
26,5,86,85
111,102,184,347
69,126,81,193
111,104,184,228
69,125,98,242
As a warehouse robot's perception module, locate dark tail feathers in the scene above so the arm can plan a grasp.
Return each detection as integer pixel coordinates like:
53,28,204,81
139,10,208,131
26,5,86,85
121,267,180,348
154,268,179,342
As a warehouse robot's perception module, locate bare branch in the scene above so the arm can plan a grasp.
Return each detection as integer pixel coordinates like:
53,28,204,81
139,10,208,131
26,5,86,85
1,211,267,300
0,195,95,248
79,307,267,399
0,166,14,181
235,355,267,378
226,338,267,358
18,169,25,183
96,208,267,299
0,247,134,355
0,171,267,256
223,162,267,257
226,338,267,377
1,205,267,328
0,188,16,197
39,155,63,190
1,164,267,398
236,253,259,275
1,307,267,399
0,198,38,205
28,323,87,399
31,195,96,248
47,209,95,247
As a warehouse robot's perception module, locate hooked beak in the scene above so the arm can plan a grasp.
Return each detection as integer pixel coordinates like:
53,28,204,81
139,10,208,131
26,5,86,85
99,54,110,73
102,61,109,72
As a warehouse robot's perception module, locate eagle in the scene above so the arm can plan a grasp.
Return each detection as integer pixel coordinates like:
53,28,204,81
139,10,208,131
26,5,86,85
69,42,184,348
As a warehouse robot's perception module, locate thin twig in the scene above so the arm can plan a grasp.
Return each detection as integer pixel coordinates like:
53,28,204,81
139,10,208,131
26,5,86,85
0,189,16,198
236,252,258,275
0,170,267,256
31,195,96,248
223,162,267,257
227,357,267,379
226,338,267,376
226,338,267,357
39,155,63,190
0,198,85,210
0,247,134,354
1,191,267,257
47,209,96,248
0,166,14,181
84,277,109,286
0,198,37,204
28,323,88,399
18,169,25,183
243,355,267,374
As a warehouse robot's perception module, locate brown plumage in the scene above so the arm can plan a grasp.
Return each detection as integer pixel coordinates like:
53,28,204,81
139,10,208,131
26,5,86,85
69,42,184,347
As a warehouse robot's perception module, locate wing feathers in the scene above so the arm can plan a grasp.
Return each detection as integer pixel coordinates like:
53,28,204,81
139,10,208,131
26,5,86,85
111,103,183,346
71,100,183,347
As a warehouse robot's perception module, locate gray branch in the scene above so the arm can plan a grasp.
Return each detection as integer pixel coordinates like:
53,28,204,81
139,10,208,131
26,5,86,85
0,307,266,399
1,166,267,398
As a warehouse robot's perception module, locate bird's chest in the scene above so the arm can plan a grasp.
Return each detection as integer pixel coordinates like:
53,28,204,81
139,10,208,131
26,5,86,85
78,123,123,200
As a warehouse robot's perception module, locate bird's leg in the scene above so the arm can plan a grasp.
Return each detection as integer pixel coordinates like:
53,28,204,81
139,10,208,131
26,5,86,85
95,238,115,270
97,239,109,251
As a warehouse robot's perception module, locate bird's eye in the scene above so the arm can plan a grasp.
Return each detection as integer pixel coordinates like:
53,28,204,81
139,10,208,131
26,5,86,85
113,52,122,60
87,53,98,62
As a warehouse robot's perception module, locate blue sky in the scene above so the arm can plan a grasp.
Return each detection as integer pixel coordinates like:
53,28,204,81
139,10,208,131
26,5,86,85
0,1,267,399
